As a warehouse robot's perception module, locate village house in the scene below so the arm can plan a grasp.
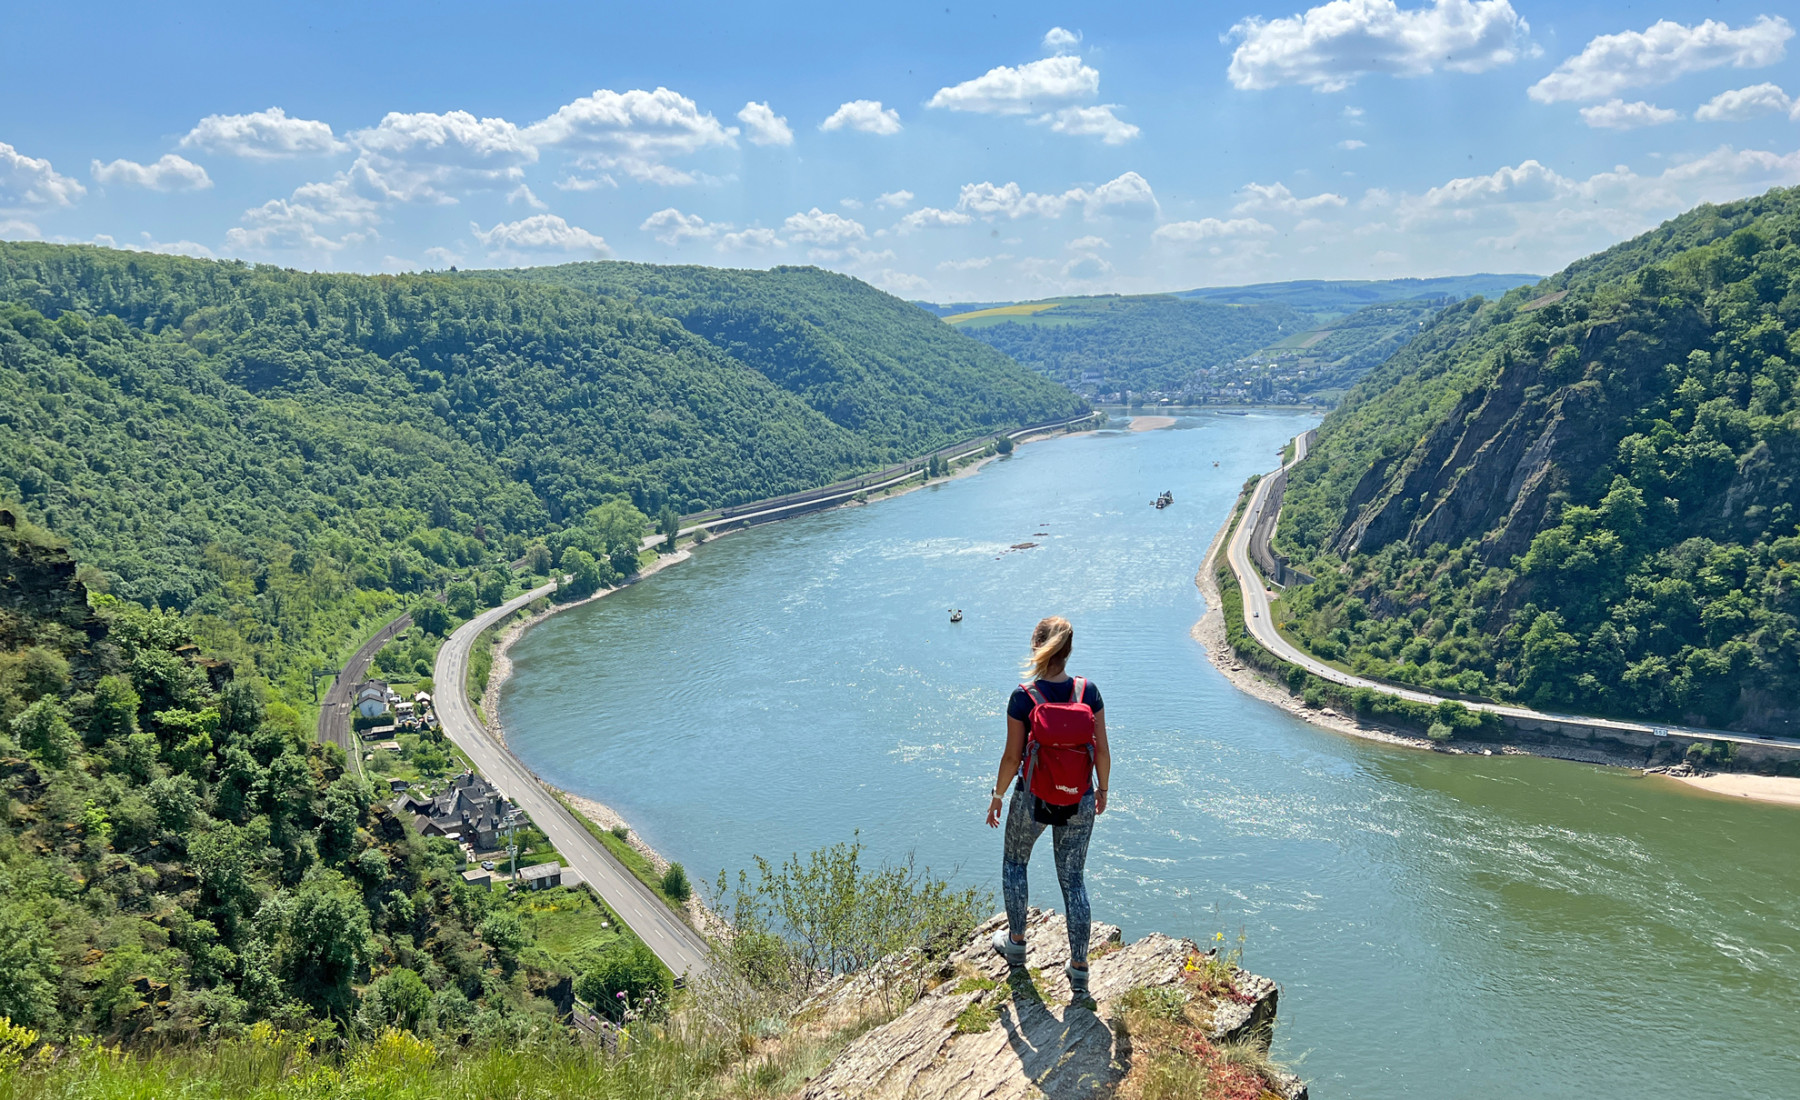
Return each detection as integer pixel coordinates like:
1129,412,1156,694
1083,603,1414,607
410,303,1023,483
355,679,400,719
395,769,514,850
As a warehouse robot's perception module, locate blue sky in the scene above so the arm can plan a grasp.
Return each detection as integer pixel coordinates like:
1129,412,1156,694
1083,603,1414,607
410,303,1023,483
3,0,1798,301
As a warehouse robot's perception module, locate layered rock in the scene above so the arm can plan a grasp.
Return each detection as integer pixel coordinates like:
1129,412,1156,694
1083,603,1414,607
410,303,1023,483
802,909,1304,1100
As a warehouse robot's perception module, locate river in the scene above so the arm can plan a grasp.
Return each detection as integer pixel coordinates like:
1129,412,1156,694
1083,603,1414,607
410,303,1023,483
500,411,1800,1098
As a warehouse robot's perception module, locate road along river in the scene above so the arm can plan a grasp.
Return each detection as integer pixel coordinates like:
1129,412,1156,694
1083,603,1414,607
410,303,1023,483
499,411,1800,1099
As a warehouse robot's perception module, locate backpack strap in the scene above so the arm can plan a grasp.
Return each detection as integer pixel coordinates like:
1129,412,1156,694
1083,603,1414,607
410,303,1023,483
1021,682,1048,707
1072,676,1086,708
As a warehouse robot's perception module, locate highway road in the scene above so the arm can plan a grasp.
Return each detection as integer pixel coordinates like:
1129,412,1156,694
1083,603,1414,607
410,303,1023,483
316,611,413,775
434,583,714,978
1224,432,1800,752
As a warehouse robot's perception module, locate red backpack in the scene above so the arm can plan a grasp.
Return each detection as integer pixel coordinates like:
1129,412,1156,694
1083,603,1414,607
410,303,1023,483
1020,677,1096,806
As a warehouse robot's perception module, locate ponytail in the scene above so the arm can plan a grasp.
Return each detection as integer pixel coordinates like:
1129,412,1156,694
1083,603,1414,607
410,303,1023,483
1024,616,1074,680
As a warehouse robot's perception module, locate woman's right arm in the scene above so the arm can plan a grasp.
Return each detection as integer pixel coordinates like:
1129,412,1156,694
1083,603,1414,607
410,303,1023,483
986,718,1027,828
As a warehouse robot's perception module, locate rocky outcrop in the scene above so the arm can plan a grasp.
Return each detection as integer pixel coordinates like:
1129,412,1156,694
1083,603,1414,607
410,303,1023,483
801,909,1304,1100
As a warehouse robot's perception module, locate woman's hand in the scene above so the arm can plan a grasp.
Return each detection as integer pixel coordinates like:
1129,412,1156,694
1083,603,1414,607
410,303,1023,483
986,794,1004,828
1095,789,1108,815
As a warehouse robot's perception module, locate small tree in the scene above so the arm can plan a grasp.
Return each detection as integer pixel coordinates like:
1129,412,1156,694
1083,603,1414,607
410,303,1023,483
411,600,450,636
661,862,691,902
996,435,1014,455
477,571,507,607
446,581,478,618
523,544,553,576
576,939,672,1022
656,506,681,554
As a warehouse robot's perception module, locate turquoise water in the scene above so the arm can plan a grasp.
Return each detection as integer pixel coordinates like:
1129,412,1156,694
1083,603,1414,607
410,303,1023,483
501,413,1800,1098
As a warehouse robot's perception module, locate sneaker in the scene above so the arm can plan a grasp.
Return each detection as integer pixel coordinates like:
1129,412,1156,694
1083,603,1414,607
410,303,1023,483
1066,964,1091,1001
991,928,1026,968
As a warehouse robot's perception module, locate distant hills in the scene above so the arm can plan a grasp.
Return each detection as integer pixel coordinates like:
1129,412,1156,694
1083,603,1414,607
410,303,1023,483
1174,274,1539,317
919,275,1539,406
1276,188,1800,734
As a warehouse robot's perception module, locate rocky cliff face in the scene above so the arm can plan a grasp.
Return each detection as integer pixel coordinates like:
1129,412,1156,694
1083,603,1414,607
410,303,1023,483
1330,313,1690,566
798,909,1305,1100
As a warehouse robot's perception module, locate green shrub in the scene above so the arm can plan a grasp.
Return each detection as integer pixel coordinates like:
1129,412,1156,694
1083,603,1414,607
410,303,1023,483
661,862,691,902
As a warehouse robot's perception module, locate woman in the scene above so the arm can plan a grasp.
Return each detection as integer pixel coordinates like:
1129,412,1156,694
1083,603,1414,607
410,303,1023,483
985,616,1110,999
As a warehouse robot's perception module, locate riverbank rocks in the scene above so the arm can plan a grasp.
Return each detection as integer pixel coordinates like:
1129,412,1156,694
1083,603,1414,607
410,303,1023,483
801,908,1305,1100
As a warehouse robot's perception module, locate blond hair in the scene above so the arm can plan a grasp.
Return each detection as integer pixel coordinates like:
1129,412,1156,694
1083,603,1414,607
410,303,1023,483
1024,616,1074,680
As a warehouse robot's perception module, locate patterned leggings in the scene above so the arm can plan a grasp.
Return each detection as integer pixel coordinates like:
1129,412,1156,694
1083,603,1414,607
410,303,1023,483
1001,786,1096,964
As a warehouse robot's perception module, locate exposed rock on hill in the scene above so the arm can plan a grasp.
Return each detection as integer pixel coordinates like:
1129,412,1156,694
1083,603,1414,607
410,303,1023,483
1275,187,1800,730
801,909,1305,1100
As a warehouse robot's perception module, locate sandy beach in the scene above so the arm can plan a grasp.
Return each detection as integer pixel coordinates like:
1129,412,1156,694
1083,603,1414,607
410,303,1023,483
1128,415,1176,431
1663,772,1800,806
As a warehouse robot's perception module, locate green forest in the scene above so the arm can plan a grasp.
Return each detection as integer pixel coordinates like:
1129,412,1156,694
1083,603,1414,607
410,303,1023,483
1275,186,1800,735
0,515,651,1043
0,243,1081,709
947,294,1305,394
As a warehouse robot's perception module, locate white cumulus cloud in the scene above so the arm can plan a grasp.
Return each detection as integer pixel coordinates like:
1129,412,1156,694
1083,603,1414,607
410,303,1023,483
897,207,975,233
1228,0,1533,92
716,227,784,252
1578,99,1680,129
349,110,537,202
507,183,548,209
1153,218,1276,243
225,177,378,253
1339,138,1367,149
527,87,735,185
1234,181,1347,214
737,101,795,146
875,189,914,209
1043,27,1081,55
471,213,609,256
181,107,344,159
782,207,867,244
952,172,1158,221
1041,104,1139,144
640,207,715,244
90,153,212,192
821,100,902,135
1529,16,1792,103
0,143,85,208
1694,82,1794,122
928,55,1100,114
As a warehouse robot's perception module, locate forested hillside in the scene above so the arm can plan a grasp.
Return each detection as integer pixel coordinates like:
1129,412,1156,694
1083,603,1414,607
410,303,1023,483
473,262,1080,456
0,243,1079,706
1275,187,1800,735
0,512,645,1041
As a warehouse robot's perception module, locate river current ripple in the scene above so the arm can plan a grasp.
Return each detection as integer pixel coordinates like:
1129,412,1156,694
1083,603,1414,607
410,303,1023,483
501,412,1800,1098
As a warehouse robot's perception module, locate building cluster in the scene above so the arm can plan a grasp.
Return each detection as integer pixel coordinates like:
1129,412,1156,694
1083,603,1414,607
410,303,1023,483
355,678,437,736
395,769,514,850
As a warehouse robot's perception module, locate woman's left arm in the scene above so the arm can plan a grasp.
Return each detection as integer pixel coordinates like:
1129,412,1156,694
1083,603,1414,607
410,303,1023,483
987,718,1027,828
1093,709,1111,815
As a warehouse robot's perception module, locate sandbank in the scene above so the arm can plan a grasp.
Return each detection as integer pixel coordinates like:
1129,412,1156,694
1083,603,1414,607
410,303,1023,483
1128,415,1176,431
1664,772,1800,806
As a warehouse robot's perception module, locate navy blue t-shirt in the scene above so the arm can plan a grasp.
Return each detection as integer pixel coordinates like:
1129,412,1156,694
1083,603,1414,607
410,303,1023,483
1007,676,1103,726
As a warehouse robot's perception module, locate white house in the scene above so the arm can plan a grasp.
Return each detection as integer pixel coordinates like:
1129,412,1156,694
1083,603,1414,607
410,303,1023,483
356,679,398,719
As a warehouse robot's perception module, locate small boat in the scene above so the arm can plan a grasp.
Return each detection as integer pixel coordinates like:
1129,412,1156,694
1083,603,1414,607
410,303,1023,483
949,609,963,623
1213,461,1220,467
1152,490,1174,509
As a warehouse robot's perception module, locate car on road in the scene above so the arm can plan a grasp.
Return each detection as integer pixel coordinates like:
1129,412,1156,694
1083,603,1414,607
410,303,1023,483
480,860,496,871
